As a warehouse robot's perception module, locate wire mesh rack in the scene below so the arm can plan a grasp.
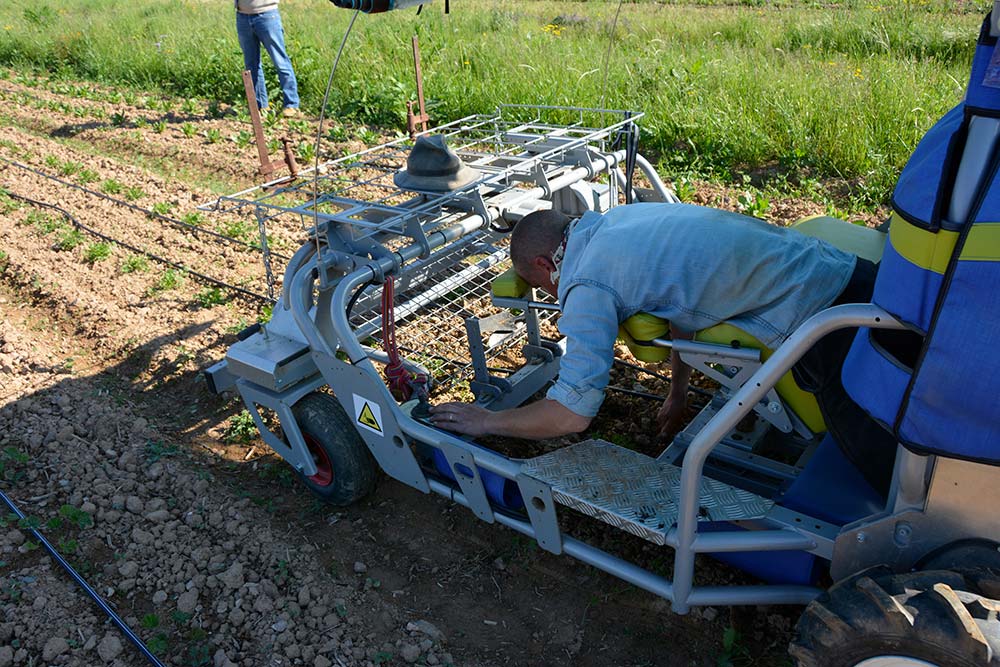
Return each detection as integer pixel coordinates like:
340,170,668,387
210,105,640,392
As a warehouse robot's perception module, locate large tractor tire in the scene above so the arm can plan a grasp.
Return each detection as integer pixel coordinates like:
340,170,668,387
290,392,377,506
790,565,1000,667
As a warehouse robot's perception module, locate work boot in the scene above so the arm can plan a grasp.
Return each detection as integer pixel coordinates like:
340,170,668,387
281,107,300,118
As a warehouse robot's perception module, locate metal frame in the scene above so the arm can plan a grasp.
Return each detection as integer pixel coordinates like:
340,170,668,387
208,105,983,613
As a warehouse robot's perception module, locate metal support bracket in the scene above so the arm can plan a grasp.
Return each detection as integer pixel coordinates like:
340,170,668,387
435,441,496,523
516,474,562,555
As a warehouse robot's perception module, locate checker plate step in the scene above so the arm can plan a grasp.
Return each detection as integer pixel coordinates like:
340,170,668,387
521,439,774,545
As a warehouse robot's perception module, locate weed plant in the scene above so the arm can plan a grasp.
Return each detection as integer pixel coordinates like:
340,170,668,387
0,0,989,203
55,229,84,251
120,254,149,273
83,241,112,264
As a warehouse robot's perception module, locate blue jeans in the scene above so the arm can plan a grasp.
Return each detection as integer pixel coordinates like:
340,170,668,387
236,9,299,111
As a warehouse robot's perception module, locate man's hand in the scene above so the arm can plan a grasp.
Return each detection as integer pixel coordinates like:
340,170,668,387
429,402,491,437
656,393,687,443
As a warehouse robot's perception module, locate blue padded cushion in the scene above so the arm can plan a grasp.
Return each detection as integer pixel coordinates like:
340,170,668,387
780,434,885,526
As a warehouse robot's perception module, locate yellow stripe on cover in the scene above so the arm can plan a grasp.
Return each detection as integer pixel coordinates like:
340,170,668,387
888,213,959,274
960,222,1000,261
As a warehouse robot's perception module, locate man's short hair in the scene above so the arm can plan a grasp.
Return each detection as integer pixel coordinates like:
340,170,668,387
510,209,571,276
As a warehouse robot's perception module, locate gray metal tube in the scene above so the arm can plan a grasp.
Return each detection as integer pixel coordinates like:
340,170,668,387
687,585,820,607
428,479,675,602
429,479,821,607
280,241,319,310
678,529,817,553
635,154,680,204
670,304,906,612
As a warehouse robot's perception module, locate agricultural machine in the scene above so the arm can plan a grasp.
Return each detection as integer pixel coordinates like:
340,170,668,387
205,3,1000,664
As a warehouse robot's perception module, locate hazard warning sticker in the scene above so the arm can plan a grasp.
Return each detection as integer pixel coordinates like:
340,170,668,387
353,394,383,436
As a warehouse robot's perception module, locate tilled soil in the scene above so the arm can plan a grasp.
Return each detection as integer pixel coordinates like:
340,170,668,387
0,72,875,667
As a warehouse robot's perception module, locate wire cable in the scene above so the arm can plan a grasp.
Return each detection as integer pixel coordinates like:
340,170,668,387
599,0,625,111
2,190,272,303
311,9,361,273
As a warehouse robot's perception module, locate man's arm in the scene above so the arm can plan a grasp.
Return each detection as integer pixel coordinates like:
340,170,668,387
430,399,591,439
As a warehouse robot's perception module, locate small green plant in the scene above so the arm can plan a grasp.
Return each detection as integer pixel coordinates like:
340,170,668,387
121,254,149,273
326,124,349,142
101,178,123,195
0,250,8,273
737,188,771,219
219,220,252,242
0,189,20,214
673,176,696,203
76,169,100,185
57,538,78,554
233,130,253,148
180,122,196,138
181,98,199,115
133,117,148,129
204,128,222,144
110,111,127,127
147,634,169,654
181,212,205,226
44,154,60,169
124,186,144,201
148,268,183,294
151,201,173,216
356,126,381,145
296,141,316,164
716,626,752,667
195,287,227,308
258,303,273,324
207,100,224,119
83,242,112,264
152,120,167,134
58,504,93,529
223,411,258,444
58,160,82,177
55,229,85,251
141,614,160,629
171,610,193,625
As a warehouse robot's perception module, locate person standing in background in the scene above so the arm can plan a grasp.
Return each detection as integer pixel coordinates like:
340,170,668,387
235,0,300,117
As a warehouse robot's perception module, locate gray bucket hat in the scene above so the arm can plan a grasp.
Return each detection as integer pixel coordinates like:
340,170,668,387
394,134,480,192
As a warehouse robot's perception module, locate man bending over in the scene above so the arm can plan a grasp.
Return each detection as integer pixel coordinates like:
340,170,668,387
429,203,896,494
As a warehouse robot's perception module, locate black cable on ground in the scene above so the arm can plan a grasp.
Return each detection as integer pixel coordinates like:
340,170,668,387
0,489,168,667
3,189,274,304
612,357,714,399
0,157,291,262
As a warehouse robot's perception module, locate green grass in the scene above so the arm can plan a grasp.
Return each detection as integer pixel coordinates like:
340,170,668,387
0,1,990,204
55,228,84,251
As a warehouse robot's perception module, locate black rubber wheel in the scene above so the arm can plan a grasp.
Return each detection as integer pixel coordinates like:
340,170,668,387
790,566,1000,666
289,392,377,506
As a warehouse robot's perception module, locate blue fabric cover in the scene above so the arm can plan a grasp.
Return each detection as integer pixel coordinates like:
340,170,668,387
844,11,1000,463
780,434,885,526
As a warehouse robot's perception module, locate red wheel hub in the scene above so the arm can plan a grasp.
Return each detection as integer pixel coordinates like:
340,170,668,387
304,434,334,486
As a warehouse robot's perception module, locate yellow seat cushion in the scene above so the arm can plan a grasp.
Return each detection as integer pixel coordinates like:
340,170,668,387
792,215,886,263
618,314,825,434
492,267,530,299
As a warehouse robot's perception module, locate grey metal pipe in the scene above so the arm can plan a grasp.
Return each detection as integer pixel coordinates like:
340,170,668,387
634,154,681,204
429,479,821,607
677,529,817,553
670,304,906,613
280,241,319,310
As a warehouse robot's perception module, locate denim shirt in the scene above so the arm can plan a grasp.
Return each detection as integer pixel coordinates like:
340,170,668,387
546,203,857,417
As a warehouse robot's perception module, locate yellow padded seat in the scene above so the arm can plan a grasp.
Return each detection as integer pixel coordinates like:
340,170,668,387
792,215,886,263
617,314,825,434
492,267,530,298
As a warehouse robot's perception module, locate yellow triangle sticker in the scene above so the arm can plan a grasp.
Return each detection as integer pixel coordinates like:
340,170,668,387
357,402,382,433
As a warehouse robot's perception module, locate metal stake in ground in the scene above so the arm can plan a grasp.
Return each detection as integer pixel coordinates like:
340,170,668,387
242,70,277,177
